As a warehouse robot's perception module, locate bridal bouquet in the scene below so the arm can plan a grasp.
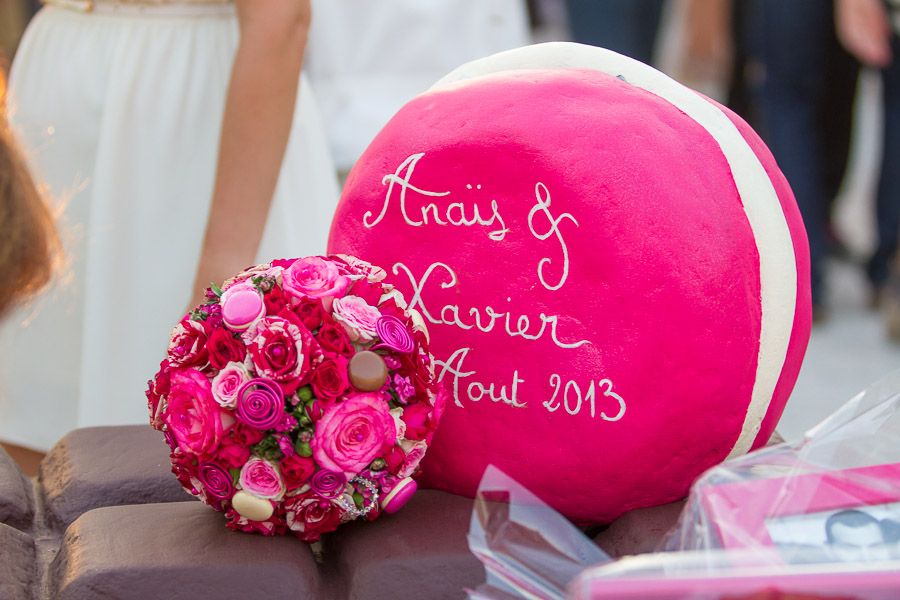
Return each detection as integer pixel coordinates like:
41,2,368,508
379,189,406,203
146,255,446,543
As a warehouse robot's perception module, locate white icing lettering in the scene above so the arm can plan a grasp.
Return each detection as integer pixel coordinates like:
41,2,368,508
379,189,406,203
393,261,589,349
543,375,626,420
528,182,578,291
436,347,526,408
364,153,509,240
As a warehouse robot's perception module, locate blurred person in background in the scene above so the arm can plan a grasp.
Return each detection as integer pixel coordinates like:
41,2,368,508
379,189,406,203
741,0,860,322
835,0,900,338
0,0,339,454
563,0,666,65
305,0,531,179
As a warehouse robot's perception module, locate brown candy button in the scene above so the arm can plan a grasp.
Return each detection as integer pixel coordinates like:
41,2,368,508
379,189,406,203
348,350,389,392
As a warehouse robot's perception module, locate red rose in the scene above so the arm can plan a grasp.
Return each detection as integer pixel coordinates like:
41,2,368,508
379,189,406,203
316,318,353,355
224,507,288,536
271,258,298,269
310,353,349,401
212,433,251,469
166,319,210,369
401,402,436,443
263,284,290,315
232,421,265,446
383,445,406,474
349,279,384,307
285,488,343,541
206,327,247,370
280,454,316,490
146,360,171,428
170,451,200,493
291,298,325,331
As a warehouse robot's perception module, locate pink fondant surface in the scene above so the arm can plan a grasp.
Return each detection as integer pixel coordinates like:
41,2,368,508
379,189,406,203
712,100,813,451
328,69,809,524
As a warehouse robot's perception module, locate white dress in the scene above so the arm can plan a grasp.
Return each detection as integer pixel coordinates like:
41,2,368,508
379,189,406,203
0,3,340,451
305,0,532,173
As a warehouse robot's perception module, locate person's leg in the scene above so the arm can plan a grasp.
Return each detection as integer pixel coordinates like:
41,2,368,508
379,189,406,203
869,35,900,291
564,0,664,65
757,0,832,313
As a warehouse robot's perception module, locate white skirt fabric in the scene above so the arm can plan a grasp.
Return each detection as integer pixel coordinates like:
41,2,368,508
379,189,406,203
0,5,340,451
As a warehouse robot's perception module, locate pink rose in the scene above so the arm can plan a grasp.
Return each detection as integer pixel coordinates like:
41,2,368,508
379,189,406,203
311,392,396,476
167,319,210,369
282,257,351,303
397,439,428,479
163,368,235,456
332,296,381,344
239,457,285,500
211,362,249,408
245,315,315,395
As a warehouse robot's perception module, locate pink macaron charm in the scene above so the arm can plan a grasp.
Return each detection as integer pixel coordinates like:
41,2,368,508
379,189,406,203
220,284,265,331
381,477,418,514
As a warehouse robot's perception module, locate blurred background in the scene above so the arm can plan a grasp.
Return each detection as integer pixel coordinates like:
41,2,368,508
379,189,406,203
1,0,898,468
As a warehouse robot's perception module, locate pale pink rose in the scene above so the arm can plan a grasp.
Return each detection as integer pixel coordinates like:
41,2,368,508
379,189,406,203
397,439,428,479
332,296,381,343
335,254,387,283
311,392,396,476
389,407,407,440
211,362,249,408
282,257,351,303
239,457,285,500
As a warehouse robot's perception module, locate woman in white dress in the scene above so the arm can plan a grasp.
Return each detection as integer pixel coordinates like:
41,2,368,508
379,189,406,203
305,0,532,176
0,0,340,452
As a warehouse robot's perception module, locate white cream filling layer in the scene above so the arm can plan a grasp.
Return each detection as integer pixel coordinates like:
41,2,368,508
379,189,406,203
430,42,798,458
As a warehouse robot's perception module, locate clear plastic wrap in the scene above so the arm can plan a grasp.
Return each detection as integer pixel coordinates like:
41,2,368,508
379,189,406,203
467,369,900,600
467,465,611,600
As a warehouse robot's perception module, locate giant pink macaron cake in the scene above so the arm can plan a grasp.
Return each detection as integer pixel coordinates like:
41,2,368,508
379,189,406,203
328,43,811,524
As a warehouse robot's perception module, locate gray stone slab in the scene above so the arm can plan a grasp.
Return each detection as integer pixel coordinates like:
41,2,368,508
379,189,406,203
593,499,686,558
51,502,322,600
0,445,34,531
0,522,36,600
39,426,190,529
324,490,484,600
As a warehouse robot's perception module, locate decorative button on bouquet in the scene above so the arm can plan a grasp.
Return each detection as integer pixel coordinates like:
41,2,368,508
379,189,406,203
146,255,446,543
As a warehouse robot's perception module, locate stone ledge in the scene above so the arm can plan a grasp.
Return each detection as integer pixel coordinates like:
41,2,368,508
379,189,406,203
0,445,34,531
324,490,484,600
39,426,190,529
51,502,322,600
0,522,36,600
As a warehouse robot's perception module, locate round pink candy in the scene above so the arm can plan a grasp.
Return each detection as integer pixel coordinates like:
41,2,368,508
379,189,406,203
221,288,265,330
381,477,418,514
